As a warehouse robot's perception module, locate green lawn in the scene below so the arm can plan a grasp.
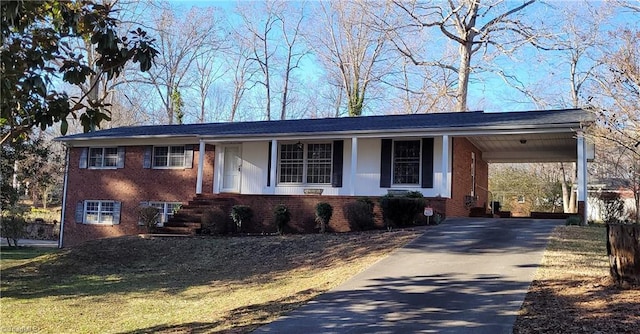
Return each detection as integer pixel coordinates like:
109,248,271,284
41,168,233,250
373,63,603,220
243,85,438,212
1,231,420,333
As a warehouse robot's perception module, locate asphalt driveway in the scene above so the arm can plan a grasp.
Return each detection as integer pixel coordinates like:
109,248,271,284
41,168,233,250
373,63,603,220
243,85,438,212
254,218,562,333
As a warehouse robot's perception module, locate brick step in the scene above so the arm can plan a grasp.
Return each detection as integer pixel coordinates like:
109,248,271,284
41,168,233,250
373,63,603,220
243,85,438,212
154,227,196,235
187,199,237,206
163,222,201,229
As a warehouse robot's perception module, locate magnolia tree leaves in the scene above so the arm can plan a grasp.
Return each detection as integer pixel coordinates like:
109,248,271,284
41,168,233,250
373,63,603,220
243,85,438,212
0,0,158,144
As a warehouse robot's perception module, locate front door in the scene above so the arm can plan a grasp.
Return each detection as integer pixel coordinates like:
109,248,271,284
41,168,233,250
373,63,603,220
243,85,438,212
222,145,241,193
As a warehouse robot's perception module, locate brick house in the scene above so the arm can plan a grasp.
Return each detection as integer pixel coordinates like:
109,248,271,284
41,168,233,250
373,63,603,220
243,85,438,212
55,109,594,247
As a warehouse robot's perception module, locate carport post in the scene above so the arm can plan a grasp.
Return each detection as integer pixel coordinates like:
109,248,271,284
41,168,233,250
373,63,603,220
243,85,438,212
577,132,588,224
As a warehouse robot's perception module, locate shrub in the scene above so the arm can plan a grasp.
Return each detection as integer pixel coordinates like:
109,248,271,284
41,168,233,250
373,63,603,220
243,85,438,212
138,206,160,232
405,191,424,198
315,202,333,233
201,207,229,235
566,215,582,226
599,191,625,224
380,194,425,228
0,215,27,247
344,198,376,231
230,205,252,233
273,204,291,234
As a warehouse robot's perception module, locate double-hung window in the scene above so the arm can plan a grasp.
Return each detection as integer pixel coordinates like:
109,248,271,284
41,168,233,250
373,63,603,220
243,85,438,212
80,147,123,169
84,200,116,224
148,202,182,223
392,140,421,185
153,146,186,168
279,143,332,185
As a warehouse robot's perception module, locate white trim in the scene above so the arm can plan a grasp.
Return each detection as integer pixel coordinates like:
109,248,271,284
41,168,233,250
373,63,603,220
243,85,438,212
277,141,333,186
441,135,450,198
269,139,278,194
350,137,358,196
221,145,242,193
196,140,205,194
83,200,116,224
88,147,119,168
59,146,70,248
577,132,588,222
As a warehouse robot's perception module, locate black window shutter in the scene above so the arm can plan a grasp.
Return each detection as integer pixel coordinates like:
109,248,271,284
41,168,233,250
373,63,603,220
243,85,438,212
421,138,434,188
380,139,392,188
143,146,152,169
332,140,343,187
79,148,88,169
185,145,194,169
267,141,272,187
117,147,125,168
75,201,84,223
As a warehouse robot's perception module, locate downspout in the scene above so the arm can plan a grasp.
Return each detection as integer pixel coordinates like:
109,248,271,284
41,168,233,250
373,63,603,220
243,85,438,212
58,144,70,249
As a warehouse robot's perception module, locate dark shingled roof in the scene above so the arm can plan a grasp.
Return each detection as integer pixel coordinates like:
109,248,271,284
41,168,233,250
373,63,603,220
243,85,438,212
56,108,593,141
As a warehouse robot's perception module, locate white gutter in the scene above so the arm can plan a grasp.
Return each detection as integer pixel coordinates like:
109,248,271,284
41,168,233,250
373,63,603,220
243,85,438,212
58,145,70,249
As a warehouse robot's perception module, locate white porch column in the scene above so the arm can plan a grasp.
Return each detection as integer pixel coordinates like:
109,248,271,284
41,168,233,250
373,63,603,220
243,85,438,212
441,135,450,197
577,132,588,223
270,139,278,194
196,140,205,194
350,137,358,196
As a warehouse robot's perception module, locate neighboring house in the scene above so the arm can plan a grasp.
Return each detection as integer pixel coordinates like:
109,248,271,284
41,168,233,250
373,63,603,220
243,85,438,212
588,178,639,223
55,109,594,247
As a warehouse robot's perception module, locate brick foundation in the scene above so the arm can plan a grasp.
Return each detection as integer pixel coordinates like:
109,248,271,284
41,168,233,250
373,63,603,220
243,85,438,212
196,194,447,234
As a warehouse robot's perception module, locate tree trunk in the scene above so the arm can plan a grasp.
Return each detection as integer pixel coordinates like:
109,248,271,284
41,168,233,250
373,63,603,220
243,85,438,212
456,42,472,112
607,223,640,287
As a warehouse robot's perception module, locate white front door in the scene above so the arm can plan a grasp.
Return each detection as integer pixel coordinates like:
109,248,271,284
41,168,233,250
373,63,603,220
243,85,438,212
222,145,241,193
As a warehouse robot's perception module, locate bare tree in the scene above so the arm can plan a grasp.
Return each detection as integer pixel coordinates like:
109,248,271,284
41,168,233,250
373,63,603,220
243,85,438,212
237,1,282,121
225,38,259,122
390,0,540,111
310,0,391,117
276,3,308,120
140,6,221,124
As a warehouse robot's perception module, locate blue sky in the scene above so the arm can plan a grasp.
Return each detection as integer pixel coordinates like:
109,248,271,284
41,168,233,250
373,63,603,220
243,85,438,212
127,0,639,121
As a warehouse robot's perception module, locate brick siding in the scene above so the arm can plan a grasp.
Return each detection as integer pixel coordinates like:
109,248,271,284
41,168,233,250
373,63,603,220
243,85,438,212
62,145,215,246
446,137,489,217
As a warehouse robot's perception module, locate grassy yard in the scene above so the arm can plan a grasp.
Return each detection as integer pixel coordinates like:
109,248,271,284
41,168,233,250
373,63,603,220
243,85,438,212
513,224,640,333
1,230,421,333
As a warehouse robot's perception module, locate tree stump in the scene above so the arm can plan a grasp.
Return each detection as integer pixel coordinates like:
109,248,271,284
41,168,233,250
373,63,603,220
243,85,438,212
607,223,640,287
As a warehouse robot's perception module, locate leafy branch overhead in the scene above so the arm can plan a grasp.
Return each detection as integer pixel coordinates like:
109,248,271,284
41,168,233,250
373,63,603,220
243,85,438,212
0,0,158,145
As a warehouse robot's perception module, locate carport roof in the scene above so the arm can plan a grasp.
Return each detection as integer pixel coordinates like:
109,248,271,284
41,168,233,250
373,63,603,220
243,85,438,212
56,108,593,143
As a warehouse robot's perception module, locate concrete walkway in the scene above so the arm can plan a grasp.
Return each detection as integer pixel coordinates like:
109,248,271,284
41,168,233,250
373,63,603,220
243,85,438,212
254,218,562,333
0,238,58,248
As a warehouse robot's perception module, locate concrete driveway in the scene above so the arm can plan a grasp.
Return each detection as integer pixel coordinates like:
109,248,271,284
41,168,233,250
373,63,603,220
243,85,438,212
254,218,562,333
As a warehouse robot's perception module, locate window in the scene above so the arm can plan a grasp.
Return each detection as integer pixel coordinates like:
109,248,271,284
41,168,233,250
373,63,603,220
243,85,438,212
306,143,332,184
84,200,116,224
153,146,186,168
89,147,119,168
279,142,332,184
148,202,182,223
393,140,421,185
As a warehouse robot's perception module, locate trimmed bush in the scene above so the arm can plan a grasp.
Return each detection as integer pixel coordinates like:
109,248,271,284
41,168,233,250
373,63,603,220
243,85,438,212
566,215,582,226
201,207,229,235
315,202,333,233
380,194,425,228
344,198,376,231
599,191,625,224
138,206,160,232
273,204,291,234
230,205,253,233
1,215,27,247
